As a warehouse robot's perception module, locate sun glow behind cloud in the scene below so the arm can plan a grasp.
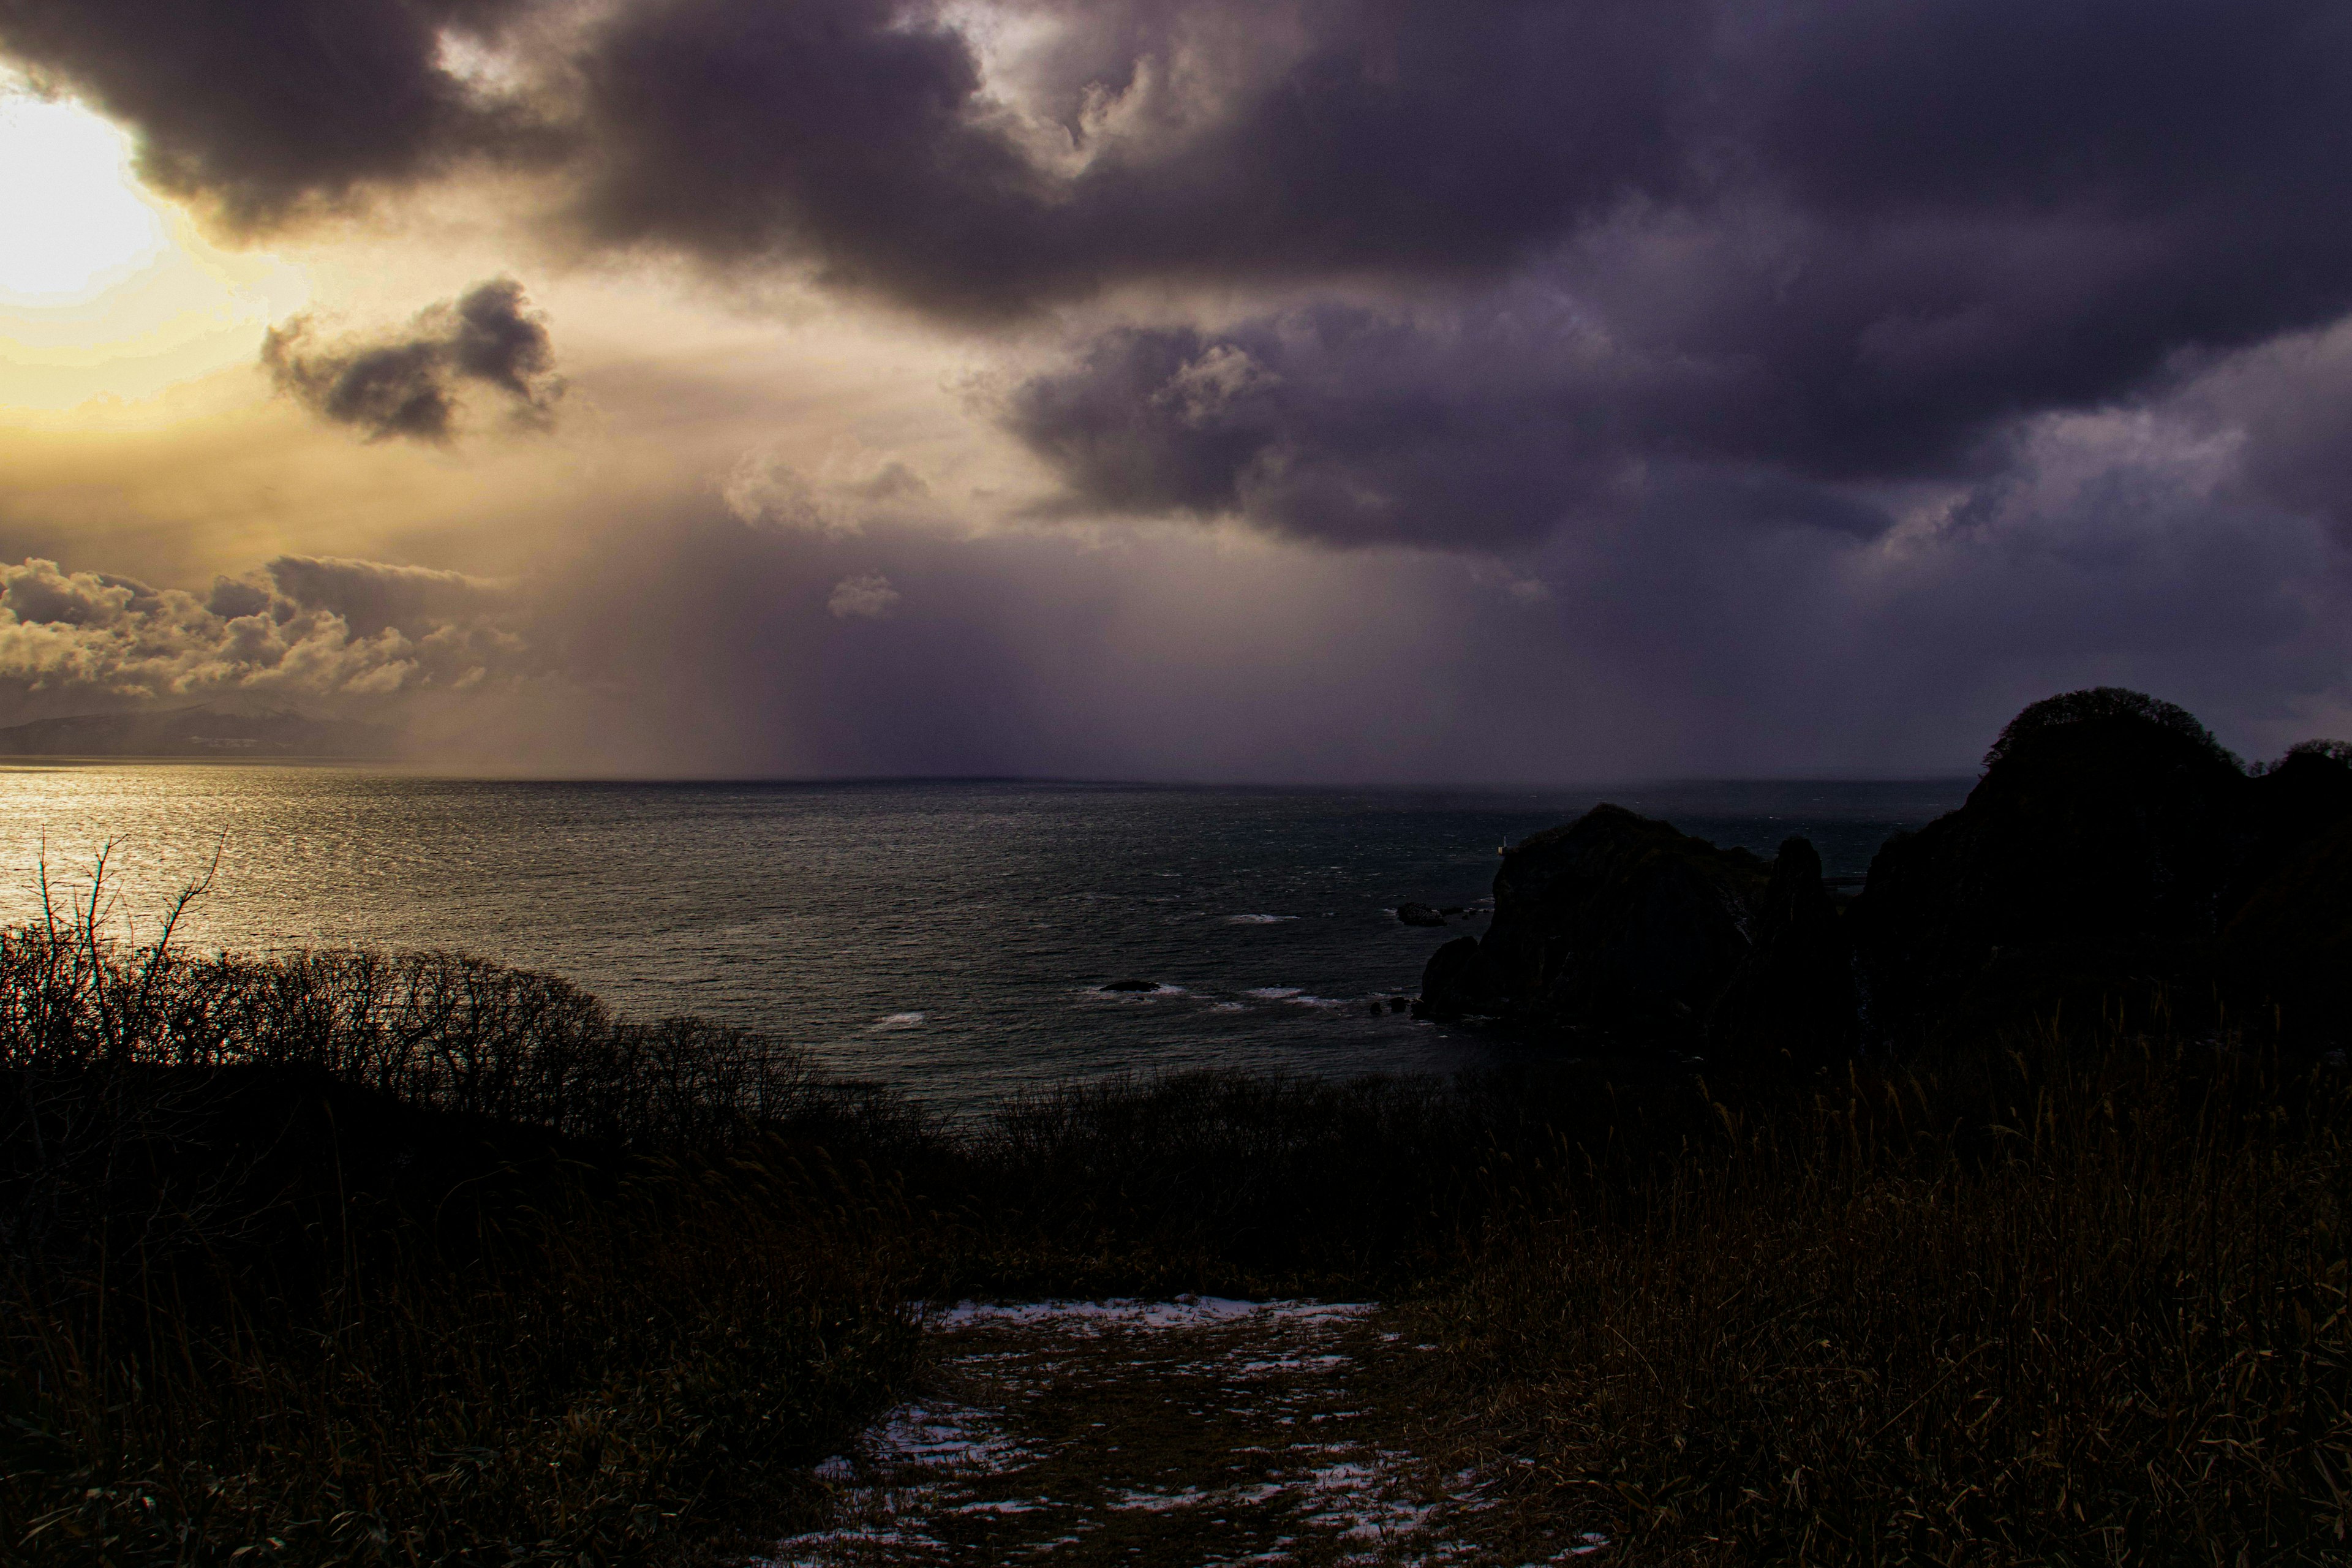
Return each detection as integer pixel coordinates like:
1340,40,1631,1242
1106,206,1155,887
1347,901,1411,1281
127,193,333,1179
0,83,307,410
0,88,164,304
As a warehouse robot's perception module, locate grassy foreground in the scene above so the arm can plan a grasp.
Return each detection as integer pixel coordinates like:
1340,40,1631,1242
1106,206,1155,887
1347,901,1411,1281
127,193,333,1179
1415,1031,2352,1562
2,897,2346,1564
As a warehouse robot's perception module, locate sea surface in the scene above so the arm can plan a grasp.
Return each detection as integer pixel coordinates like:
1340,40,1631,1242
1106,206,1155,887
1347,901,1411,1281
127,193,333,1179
0,767,1969,1110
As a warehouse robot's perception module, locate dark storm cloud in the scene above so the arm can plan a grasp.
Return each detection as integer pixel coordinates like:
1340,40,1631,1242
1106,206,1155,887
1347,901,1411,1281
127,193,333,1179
262,279,562,443
547,0,2342,547
998,310,1642,548
0,0,534,225
10,0,2352,553
565,0,1705,316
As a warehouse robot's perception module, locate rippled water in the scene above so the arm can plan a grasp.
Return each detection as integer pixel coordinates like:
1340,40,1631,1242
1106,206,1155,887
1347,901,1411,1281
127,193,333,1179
0,766,1967,1108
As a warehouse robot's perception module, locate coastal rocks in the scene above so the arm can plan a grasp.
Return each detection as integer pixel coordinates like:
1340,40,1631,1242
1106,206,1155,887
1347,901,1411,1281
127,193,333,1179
1395,903,1449,927
1101,978,1162,993
1413,689,2351,1063
1417,805,1772,1044
2220,815,2352,1050
1708,837,1858,1067
1853,688,2352,1044
1419,935,1506,1017
2234,744,2352,905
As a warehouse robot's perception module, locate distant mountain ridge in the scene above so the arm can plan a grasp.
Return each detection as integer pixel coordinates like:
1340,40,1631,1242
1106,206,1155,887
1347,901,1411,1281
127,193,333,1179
0,703,402,759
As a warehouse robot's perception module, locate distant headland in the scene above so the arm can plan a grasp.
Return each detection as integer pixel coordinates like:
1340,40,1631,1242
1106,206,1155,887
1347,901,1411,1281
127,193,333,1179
0,701,402,760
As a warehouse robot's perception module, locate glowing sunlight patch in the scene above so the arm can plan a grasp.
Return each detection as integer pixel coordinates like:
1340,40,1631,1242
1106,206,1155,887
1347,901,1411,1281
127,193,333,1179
0,89,167,304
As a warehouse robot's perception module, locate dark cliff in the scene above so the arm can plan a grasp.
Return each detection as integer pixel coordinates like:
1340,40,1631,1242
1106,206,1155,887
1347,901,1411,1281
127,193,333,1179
1422,688,2352,1063
1418,804,1777,1048
1853,690,2352,1046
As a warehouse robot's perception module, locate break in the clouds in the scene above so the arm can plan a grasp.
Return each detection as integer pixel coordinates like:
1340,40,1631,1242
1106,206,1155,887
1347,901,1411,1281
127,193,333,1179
262,279,562,443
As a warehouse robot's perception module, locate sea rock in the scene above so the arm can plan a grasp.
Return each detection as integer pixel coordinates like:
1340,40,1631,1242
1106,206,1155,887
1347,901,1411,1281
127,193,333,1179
1395,902,1449,927
2233,745,2352,905
1708,837,1858,1067
1852,688,2350,1044
1417,804,1770,1044
1101,978,1161,993
1418,935,1505,1017
2220,814,2352,1050
1412,689,2350,1058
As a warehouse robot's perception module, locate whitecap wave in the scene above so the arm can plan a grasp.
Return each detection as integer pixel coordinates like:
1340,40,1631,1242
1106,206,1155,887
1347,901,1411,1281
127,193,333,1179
869,1011,927,1030
1223,913,1299,924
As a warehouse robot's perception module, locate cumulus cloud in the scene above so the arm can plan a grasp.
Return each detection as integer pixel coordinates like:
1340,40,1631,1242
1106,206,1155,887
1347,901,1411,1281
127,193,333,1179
826,572,900,619
722,443,932,533
0,556,537,718
265,554,515,636
262,278,562,442
721,447,826,531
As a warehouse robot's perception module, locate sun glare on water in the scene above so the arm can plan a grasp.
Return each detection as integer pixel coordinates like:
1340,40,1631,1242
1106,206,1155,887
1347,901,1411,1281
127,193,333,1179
0,89,168,305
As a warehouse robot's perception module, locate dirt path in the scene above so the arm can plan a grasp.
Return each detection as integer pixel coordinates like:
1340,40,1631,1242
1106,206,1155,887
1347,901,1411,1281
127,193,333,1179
764,1298,1607,1566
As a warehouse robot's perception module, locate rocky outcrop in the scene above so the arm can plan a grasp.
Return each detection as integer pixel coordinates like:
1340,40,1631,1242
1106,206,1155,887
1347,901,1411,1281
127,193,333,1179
1417,805,1773,1045
2233,745,2352,906
1708,837,1858,1067
1420,934,1506,1017
1851,688,2250,1041
1417,689,2352,1064
1852,689,2352,1047
2220,815,2352,1050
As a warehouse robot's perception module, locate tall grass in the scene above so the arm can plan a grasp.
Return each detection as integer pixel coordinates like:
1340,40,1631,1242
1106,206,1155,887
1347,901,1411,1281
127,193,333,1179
1419,1033,2352,1563
3,1160,922,1567
0,850,815,1148
0,861,927,1567
4,856,2346,1562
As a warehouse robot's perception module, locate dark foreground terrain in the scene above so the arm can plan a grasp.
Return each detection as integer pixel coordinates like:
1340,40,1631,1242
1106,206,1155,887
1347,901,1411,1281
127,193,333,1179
6,943,2346,1564
4,690,2350,1565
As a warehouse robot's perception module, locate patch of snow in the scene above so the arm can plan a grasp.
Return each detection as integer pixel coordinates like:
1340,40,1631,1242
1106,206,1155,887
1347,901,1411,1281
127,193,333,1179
932,1295,1374,1333
1109,1486,1210,1512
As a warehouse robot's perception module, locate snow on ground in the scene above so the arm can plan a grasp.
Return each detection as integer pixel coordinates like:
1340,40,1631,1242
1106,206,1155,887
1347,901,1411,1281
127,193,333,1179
766,1295,1608,1566
930,1295,1376,1333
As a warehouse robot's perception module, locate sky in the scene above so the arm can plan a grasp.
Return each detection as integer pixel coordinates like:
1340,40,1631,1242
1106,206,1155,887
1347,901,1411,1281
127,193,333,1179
1,0,2348,780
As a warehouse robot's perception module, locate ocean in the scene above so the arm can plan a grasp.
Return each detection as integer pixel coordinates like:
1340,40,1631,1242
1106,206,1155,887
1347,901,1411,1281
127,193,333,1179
0,767,1969,1109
